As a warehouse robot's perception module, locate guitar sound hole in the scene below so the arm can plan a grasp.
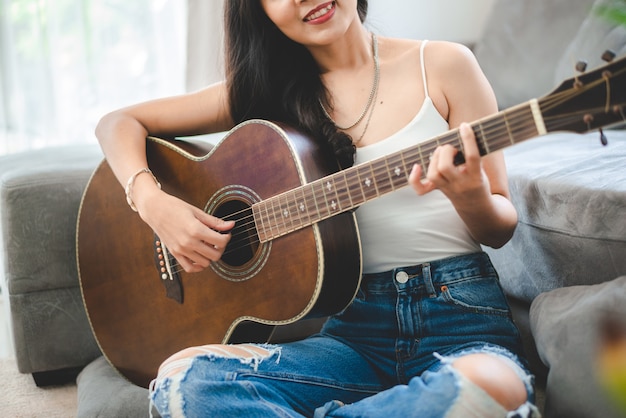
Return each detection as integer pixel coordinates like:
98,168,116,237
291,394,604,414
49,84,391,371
213,200,258,268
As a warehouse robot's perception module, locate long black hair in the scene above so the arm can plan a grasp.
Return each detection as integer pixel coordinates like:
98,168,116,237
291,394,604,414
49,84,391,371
223,0,369,169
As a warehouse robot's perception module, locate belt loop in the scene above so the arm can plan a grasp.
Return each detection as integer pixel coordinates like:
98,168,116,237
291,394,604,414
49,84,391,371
422,263,436,297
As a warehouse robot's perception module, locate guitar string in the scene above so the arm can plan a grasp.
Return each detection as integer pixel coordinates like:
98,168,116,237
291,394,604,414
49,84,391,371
162,130,495,275
216,105,613,258
193,102,609,263
161,64,624,275
165,73,624,274
165,108,612,275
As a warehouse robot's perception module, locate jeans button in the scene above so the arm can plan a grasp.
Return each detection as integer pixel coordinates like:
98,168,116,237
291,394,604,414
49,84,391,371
395,271,409,284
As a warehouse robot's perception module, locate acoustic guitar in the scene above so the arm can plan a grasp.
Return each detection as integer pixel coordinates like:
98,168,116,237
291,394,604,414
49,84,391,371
78,53,626,388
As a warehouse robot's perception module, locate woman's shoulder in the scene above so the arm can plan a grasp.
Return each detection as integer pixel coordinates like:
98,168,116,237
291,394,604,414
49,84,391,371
419,40,485,91
380,37,476,69
422,40,477,71
381,37,471,53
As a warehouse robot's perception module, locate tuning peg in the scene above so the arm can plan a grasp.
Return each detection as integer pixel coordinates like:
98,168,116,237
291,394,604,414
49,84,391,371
600,128,609,146
575,60,588,72
602,50,616,63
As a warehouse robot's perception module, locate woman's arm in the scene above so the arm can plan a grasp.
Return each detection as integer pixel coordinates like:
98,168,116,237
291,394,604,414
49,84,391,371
96,81,233,188
409,42,518,249
95,82,236,272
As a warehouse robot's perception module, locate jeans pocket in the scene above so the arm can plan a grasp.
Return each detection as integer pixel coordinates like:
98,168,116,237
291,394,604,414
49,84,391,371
439,276,510,316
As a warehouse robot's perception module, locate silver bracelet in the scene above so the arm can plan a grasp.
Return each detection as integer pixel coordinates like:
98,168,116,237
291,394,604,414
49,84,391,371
125,167,161,212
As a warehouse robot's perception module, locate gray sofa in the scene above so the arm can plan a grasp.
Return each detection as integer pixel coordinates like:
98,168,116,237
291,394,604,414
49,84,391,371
1,0,625,417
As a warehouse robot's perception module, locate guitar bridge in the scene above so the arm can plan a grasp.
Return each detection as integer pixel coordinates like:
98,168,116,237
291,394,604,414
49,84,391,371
154,235,183,304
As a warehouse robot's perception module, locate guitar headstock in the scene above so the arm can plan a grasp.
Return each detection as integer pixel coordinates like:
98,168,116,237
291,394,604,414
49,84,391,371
539,51,626,136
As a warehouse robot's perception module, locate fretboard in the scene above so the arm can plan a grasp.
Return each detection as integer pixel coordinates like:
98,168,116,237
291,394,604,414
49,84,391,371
254,99,546,242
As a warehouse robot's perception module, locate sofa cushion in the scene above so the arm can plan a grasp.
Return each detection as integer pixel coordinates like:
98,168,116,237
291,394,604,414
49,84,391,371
77,356,155,418
483,130,626,302
0,145,104,373
0,145,103,294
529,276,626,418
554,0,626,84
9,288,101,374
474,0,596,109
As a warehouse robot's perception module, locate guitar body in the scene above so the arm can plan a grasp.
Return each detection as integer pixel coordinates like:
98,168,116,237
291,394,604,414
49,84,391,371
77,120,362,387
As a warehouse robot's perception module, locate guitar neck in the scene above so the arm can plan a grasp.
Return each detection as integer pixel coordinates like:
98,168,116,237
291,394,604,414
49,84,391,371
254,99,547,242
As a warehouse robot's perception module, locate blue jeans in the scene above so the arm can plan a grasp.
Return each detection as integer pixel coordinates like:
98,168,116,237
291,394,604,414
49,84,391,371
150,252,541,417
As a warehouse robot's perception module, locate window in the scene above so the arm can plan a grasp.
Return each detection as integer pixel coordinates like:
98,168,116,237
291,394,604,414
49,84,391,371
0,0,187,155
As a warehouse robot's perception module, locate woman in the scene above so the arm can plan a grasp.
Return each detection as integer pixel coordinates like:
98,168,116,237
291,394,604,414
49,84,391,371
96,1,540,417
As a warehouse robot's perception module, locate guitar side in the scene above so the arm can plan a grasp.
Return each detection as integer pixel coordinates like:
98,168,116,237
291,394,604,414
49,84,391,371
77,120,362,388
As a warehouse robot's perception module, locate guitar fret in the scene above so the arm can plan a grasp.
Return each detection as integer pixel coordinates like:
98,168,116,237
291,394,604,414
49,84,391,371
296,186,312,227
506,106,538,151
455,130,465,154
424,143,437,167
277,194,289,234
312,180,331,220
269,197,284,238
357,163,378,201
270,196,282,237
308,182,322,222
292,190,304,230
289,192,299,229
252,203,266,242
416,144,427,175
323,178,342,214
524,106,542,140
371,161,393,196
478,122,490,154
346,169,366,207
491,102,540,152
387,153,409,189
259,201,274,240
333,172,352,211
260,201,275,242
287,194,298,231
467,124,487,157
289,189,304,230
284,190,301,232
503,112,514,145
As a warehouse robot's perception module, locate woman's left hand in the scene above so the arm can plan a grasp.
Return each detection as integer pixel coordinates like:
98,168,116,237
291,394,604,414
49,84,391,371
409,122,490,205
408,121,517,249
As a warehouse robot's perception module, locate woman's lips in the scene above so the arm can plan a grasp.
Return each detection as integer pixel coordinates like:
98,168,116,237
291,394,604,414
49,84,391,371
303,1,336,24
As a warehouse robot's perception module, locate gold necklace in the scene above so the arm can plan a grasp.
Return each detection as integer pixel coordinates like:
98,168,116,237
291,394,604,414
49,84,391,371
320,33,379,131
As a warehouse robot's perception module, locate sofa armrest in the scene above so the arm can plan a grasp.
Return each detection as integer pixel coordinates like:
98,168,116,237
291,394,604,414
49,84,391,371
0,145,104,377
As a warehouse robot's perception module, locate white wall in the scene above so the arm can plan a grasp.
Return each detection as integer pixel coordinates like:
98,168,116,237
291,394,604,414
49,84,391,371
367,0,497,45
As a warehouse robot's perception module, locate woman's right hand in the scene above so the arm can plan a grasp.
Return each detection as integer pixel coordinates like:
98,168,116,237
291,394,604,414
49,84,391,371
94,82,236,273
134,186,235,273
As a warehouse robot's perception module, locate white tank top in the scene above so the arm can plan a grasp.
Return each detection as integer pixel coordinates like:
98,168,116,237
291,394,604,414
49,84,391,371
354,40,480,273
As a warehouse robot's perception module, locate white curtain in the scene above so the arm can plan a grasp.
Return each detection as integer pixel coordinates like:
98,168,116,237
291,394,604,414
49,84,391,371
0,0,497,156
0,0,187,155
186,0,224,92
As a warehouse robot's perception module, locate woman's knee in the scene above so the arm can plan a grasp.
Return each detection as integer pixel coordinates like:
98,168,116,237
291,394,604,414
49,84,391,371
158,343,274,379
451,353,528,411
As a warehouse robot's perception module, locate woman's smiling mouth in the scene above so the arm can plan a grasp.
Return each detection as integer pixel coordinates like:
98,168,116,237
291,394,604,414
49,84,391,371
303,1,336,23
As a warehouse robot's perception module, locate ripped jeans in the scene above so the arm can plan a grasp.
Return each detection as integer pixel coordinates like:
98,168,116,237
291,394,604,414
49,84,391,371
150,252,541,418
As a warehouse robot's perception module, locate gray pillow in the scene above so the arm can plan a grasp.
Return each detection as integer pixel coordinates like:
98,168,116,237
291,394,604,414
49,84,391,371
554,0,626,85
76,356,155,418
529,276,626,418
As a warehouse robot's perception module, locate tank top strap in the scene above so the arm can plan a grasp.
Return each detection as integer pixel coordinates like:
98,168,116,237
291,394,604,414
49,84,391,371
420,40,430,99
